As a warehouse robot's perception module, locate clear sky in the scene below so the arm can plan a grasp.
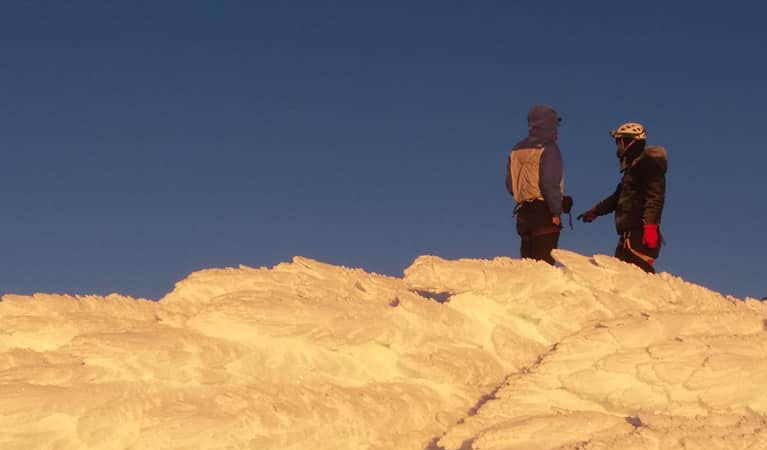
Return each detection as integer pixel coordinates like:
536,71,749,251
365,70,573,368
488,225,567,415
1,1,765,300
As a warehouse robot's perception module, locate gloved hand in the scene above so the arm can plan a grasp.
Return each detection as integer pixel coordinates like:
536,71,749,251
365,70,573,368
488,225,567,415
562,195,573,214
642,224,659,249
577,209,597,223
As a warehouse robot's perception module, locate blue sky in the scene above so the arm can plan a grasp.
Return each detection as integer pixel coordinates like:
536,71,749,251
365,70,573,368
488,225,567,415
1,1,765,299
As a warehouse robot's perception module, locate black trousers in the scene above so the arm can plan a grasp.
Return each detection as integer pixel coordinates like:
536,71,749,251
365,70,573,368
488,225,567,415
520,232,560,265
615,242,655,273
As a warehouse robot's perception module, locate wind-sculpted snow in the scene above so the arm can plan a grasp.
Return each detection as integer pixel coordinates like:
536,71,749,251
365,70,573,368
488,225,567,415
1,251,766,449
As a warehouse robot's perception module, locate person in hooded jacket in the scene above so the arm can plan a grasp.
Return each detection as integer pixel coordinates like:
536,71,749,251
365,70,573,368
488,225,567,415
577,122,667,273
506,104,571,265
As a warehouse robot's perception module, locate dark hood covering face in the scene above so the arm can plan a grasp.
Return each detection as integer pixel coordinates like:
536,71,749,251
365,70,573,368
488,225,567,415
527,104,560,144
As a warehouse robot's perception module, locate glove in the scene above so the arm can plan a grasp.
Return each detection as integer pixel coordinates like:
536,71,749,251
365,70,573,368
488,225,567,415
642,224,659,249
577,209,597,223
562,195,573,214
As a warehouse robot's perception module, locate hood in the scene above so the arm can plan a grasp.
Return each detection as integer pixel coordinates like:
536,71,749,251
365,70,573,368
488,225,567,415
623,145,668,173
643,146,668,172
527,104,560,144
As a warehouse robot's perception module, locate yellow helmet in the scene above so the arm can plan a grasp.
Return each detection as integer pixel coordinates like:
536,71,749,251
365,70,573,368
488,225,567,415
609,122,647,140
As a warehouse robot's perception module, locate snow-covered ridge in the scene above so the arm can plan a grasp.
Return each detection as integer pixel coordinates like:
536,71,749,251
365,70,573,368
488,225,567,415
1,250,766,450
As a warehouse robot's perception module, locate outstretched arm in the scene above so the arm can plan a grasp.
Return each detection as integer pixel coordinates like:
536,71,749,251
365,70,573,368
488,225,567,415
592,182,621,216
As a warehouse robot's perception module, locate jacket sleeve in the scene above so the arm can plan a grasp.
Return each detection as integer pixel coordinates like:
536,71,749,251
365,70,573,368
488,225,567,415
642,164,666,224
593,183,621,216
538,145,563,216
505,154,514,197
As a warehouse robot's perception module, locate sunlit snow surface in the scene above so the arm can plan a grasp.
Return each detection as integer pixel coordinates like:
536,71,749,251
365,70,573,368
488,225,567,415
2,250,767,450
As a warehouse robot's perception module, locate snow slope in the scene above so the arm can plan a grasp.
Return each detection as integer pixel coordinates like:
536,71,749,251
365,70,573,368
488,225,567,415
1,250,766,450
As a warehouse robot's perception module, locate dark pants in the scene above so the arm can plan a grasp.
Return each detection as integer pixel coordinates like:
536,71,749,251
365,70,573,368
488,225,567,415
614,241,656,273
521,232,560,265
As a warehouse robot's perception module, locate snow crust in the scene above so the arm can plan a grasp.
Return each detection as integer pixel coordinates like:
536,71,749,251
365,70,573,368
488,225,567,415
1,250,767,449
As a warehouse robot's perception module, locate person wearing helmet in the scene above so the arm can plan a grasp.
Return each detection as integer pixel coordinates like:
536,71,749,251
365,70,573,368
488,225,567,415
506,104,572,265
577,122,667,273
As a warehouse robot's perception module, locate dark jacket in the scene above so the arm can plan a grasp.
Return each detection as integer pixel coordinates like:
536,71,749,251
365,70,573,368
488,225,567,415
593,145,667,234
506,105,564,235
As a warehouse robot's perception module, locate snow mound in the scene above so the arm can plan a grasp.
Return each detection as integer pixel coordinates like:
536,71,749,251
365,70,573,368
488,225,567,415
1,250,766,450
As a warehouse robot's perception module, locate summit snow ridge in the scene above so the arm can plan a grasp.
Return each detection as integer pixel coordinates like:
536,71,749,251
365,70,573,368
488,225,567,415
1,250,766,450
